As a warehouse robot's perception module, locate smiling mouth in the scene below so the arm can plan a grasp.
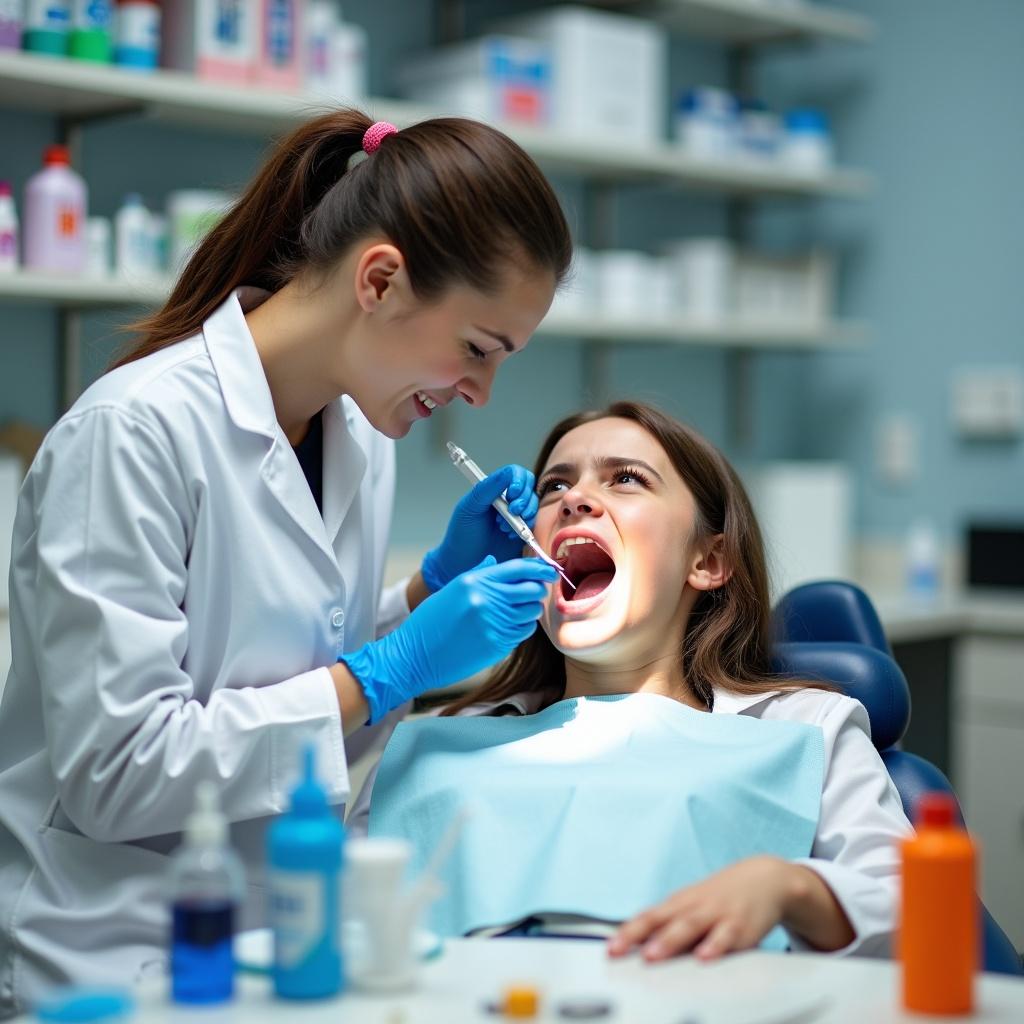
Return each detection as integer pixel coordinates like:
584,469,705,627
416,391,438,411
555,538,617,602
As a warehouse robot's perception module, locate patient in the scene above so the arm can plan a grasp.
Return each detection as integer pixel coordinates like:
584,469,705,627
349,401,912,961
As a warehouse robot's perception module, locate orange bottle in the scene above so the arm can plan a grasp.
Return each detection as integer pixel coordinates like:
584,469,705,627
900,791,978,1014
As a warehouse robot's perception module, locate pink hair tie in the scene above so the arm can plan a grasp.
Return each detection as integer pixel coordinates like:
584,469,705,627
362,121,398,155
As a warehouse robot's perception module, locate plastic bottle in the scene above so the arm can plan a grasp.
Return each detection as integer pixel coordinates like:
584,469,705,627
900,792,978,1015
169,781,245,1005
0,182,18,273
268,744,345,999
781,108,834,175
0,0,23,50
23,145,87,274
85,216,111,278
114,192,153,278
906,519,940,603
69,0,114,62
23,0,72,56
114,0,160,70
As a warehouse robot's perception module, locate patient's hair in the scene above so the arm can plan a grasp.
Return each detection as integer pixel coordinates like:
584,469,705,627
444,400,834,715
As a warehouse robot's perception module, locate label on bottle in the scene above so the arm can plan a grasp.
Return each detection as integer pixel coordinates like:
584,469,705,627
25,1,71,32
116,4,159,50
57,204,80,239
269,871,324,968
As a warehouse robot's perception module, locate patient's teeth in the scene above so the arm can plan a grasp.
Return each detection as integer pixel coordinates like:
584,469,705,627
416,392,438,410
555,536,595,560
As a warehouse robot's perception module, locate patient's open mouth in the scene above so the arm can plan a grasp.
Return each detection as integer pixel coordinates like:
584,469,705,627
555,537,616,602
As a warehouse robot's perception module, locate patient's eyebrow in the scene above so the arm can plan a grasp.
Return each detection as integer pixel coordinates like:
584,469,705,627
540,456,665,485
473,325,515,353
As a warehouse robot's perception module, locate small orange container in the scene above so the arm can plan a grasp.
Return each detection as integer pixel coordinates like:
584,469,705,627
899,792,978,1015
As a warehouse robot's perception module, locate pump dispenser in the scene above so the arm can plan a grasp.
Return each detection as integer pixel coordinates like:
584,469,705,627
268,744,345,999
169,781,245,1005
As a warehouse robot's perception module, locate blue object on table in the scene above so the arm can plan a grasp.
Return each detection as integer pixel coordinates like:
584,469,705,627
35,987,133,1022
772,579,1024,977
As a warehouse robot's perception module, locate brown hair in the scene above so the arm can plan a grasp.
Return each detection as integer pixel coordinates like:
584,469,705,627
444,400,835,715
111,108,572,368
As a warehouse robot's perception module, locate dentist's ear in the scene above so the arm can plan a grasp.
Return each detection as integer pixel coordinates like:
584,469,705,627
687,534,732,592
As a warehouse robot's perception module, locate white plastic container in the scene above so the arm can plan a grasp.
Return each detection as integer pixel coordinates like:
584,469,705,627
663,237,734,323
115,193,154,278
500,6,666,144
85,216,111,277
781,109,834,175
595,250,655,318
327,19,367,102
23,145,88,274
674,87,738,161
163,0,256,83
303,0,335,95
399,36,550,125
0,182,17,273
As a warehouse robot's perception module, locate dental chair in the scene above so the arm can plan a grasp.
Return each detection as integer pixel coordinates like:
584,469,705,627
771,580,1023,976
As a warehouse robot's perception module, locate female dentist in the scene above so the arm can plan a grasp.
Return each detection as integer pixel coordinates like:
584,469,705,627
0,110,570,1014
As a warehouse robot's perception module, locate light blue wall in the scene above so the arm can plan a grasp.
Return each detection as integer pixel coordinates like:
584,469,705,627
1,0,1021,554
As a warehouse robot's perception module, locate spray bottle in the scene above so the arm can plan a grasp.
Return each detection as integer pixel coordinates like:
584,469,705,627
268,744,345,999
169,781,245,1005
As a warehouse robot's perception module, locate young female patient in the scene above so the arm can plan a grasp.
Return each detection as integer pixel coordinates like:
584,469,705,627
349,401,912,961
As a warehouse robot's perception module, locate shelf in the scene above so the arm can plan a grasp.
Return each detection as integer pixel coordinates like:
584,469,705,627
0,272,865,350
0,51,872,199
608,0,874,44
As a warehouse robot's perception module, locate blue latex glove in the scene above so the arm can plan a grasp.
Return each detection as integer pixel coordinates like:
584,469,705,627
341,555,557,724
420,464,539,593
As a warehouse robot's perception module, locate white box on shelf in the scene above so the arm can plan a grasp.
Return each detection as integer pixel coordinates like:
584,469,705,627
500,5,667,145
733,248,834,325
0,452,21,612
163,0,258,84
745,461,852,602
663,237,735,322
398,36,552,125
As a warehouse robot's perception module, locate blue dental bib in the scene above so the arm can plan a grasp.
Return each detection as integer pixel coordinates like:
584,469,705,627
369,693,824,947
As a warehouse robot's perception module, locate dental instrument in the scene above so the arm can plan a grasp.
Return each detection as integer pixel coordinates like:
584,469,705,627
446,442,575,591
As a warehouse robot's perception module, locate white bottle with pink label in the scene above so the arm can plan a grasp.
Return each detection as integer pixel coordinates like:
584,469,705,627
23,146,88,274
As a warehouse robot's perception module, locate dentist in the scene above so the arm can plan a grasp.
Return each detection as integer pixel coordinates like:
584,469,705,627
0,110,570,1014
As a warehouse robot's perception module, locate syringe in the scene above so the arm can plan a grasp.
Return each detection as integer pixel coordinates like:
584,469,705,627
446,442,576,592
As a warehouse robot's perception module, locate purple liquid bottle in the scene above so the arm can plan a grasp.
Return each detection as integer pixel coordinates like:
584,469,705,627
0,0,22,49
23,145,87,274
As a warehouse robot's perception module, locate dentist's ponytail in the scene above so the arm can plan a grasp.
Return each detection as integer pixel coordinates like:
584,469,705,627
111,107,571,368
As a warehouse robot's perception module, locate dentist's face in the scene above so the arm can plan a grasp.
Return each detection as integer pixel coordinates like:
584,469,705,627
533,418,699,662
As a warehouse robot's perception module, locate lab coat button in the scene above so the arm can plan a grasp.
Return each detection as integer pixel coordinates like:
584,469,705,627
331,609,345,628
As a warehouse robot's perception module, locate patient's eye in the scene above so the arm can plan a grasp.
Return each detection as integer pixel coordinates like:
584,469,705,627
537,476,569,497
612,467,651,488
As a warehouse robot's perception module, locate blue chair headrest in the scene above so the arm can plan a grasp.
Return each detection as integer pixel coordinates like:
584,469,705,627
773,580,892,656
772,641,911,751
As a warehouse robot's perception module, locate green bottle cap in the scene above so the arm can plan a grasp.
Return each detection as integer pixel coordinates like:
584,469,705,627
69,29,112,63
23,29,69,57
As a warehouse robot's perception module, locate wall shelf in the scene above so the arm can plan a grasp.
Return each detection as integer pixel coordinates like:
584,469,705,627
607,0,874,44
0,272,865,350
0,50,872,199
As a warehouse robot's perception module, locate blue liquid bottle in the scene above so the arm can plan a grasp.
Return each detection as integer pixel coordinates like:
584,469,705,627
268,744,345,999
169,782,245,1005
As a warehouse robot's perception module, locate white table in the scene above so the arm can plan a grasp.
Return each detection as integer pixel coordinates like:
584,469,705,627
126,939,1024,1024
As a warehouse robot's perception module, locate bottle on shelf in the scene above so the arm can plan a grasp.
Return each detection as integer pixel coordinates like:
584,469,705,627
23,0,72,56
115,0,160,71
0,0,23,50
169,781,245,1005
268,743,345,1000
23,145,87,274
900,791,978,1015
85,216,112,278
69,0,114,61
0,182,18,273
114,192,154,279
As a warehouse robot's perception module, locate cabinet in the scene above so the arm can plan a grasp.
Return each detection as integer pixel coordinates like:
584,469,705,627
953,635,1024,951
0,0,875,413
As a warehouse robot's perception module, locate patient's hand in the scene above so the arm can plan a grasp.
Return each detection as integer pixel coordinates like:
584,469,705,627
607,856,807,962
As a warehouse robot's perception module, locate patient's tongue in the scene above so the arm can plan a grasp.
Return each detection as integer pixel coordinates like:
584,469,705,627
572,571,614,601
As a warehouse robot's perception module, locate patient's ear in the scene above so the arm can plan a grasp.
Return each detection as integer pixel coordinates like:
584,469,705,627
687,534,732,592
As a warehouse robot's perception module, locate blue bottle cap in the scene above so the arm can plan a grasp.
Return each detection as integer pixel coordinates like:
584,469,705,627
291,743,328,815
784,108,830,134
36,987,134,1022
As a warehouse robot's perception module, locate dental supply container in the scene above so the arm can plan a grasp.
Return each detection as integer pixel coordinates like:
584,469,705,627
674,87,738,161
268,744,344,999
114,193,154,278
23,145,87,274
900,792,977,1015
0,0,23,49
115,0,161,70
169,781,245,1005
23,0,71,55
85,216,112,277
166,188,231,273
69,0,114,62
0,183,18,273
782,109,833,175
906,519,940,603
163,0,256,83
255,0,303,90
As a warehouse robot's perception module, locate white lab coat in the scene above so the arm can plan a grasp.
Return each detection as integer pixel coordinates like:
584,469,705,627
348,686,914,958
0,289,411,1016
